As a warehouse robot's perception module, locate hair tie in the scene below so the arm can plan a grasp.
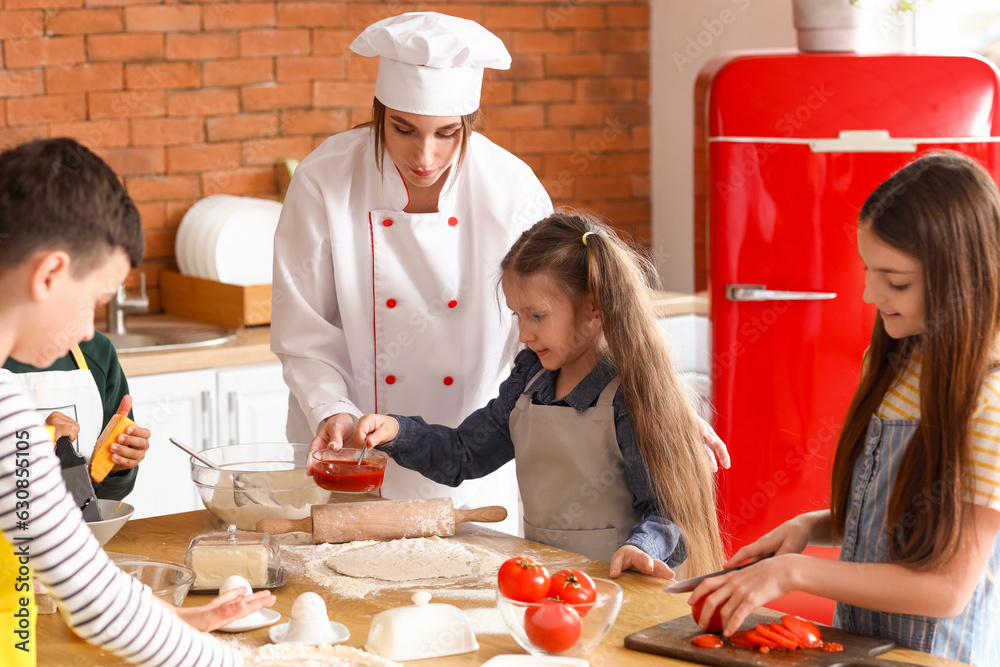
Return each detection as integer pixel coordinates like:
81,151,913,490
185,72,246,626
582,232,594,246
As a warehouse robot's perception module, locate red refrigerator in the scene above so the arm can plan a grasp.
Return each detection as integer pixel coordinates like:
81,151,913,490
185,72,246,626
705,52,1000,622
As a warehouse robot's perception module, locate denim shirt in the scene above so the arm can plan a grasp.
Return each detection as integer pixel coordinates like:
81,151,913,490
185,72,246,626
380,349,686,565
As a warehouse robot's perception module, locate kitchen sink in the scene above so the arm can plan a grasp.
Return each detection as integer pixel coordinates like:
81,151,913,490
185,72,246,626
100,316,237,354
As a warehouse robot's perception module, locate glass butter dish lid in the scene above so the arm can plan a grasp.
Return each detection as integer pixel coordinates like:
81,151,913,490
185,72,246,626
185,524,287,592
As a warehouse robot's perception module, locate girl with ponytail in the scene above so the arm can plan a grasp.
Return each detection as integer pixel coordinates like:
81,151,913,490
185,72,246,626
352,210,726,578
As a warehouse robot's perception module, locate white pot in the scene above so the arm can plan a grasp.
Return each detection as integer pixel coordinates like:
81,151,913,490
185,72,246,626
792,0,862,52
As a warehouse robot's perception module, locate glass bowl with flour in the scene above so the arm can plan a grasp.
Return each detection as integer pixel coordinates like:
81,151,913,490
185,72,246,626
190,443,331,530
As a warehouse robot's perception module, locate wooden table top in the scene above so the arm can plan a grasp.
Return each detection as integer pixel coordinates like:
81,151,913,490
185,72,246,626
38,510,963,666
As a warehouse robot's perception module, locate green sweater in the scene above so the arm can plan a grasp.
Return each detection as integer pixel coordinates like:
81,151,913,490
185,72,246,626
3,332,138,500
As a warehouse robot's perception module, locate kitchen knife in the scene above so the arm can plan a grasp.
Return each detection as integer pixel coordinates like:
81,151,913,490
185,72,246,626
664,558,768,593
54,436,103,523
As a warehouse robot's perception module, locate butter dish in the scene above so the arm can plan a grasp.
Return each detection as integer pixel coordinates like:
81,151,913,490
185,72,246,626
185,524,280,589
365,591,478,661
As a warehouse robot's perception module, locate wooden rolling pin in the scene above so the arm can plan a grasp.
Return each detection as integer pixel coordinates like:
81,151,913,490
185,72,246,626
255,497,507,543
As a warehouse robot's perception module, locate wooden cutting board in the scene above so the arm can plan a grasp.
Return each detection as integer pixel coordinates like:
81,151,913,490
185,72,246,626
625,609,916,667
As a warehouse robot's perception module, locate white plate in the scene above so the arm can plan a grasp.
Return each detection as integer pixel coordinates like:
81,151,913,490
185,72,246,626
481,657,589,667
268,621,350,645
213,198,281,285
178,195,229,278
216,607,281,633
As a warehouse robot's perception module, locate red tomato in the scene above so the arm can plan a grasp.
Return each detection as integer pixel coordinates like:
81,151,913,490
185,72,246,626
728,630,756,648
524,600,582,653
690,597,723,634
780,615,823,649
755,623,797,651
745,627,782,651
690,634,723,649
768,621,801,649
547,569,597,615
498,556,551,603
821,641,844,653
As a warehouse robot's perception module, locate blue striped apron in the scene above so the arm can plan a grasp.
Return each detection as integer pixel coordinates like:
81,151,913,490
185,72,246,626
835,415,1000,665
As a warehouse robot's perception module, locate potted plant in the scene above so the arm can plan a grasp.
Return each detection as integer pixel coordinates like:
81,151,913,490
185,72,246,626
792,0,928,52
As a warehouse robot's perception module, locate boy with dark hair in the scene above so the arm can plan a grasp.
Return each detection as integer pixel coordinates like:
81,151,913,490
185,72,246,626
0,138,273,666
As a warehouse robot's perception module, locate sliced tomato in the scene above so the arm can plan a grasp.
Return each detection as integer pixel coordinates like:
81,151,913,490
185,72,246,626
745,627,782,650
691,634,724,649
755,623,797,651
728,630,756,648
769,621,801,648
821,641,845,653
780,615,823,649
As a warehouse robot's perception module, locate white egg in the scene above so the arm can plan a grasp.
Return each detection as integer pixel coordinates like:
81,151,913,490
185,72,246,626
290,592,327,622
219,575,252,597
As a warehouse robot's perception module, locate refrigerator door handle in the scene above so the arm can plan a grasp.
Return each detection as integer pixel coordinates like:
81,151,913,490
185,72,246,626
809,130,917,153
726,284,837,301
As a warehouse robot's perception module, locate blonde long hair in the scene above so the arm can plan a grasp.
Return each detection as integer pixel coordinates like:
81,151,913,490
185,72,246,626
500,210,724,575
831,152,1000,568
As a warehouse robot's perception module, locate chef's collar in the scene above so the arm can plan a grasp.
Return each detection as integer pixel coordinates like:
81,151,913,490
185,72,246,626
382,160,460,213
350,12,511,116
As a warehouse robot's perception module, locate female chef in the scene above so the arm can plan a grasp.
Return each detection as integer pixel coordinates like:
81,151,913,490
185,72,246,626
270,12,552,533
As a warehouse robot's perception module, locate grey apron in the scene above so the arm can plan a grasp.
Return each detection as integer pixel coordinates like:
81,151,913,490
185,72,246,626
509,371,641,562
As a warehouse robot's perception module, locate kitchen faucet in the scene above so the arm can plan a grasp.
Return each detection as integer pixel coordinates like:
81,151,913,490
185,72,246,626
106,273,148,335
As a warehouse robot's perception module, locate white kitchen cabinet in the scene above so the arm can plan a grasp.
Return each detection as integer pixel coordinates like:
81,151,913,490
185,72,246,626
216,362,289,446
124,362,289,519
126,368,217,520
658,314,713,421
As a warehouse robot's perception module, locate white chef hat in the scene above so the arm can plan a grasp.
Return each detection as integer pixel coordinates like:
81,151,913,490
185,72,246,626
350,12,511,116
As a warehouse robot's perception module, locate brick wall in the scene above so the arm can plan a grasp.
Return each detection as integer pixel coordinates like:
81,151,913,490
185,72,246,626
0,1,650,312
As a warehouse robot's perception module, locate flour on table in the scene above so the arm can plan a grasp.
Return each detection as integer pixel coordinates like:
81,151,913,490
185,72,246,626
243,643,402,667
326,537,492,581
287,537,504,597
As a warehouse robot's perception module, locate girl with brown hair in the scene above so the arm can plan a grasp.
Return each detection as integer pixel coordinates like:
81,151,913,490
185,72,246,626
690,152,1000,665
352,210,726,578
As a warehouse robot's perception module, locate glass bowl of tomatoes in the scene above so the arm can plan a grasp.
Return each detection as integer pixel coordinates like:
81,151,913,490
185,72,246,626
496,577,623,657
311,447,387,494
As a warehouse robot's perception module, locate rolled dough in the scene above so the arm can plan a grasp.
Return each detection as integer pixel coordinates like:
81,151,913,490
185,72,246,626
325,537,494,582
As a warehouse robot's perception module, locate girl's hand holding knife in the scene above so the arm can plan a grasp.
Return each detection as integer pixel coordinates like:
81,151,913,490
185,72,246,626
686,510,832,635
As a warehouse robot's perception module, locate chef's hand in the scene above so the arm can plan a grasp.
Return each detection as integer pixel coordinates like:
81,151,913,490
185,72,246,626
109,395,150,473
45,411,81,443
609,545,675,580
689,554,800,636
308,413,357,473
352,413,400,449
164,587,276,633
695,414,730,473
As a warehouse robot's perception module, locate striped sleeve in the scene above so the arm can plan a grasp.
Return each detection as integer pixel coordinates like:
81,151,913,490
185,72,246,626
876,352,922,420
0,378,242,667
969,370,1000,511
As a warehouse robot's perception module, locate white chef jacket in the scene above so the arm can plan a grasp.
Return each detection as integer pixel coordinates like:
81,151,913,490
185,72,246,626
271,127,552,534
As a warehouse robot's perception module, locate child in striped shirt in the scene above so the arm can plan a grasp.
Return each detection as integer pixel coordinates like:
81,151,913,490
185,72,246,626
0,138,275,666
690,151,1000,666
